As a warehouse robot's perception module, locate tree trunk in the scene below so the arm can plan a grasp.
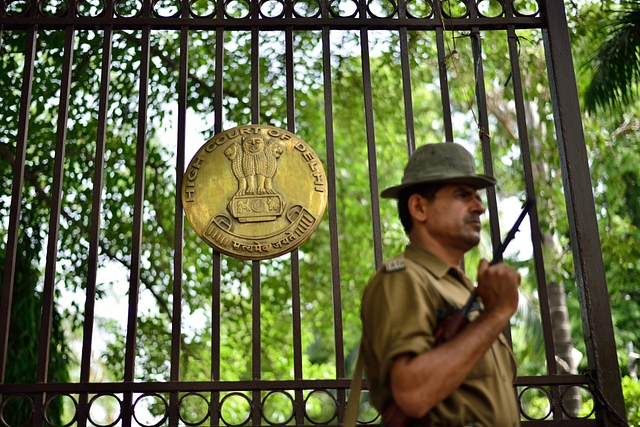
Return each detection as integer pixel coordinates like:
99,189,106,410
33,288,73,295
548,278,582,415
527,101,582,418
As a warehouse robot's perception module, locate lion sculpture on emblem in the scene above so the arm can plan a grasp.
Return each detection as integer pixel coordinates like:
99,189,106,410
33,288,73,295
224,135,284,196
224,135,285,222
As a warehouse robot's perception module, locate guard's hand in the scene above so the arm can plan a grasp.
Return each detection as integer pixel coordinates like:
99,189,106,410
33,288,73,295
476,258,520,320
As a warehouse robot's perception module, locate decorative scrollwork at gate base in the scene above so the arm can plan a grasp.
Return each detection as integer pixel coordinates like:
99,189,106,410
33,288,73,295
0,0,540,24
0,379,602,427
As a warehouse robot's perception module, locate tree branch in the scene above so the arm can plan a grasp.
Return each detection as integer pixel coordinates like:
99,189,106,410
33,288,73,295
486,88,518,140
118,31,276,125
611,116,640,139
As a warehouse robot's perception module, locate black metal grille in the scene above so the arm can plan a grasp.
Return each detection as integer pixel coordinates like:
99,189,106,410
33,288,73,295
0,0,627,425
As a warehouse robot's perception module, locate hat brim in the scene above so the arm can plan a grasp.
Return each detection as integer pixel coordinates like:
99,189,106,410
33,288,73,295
380,175,497,199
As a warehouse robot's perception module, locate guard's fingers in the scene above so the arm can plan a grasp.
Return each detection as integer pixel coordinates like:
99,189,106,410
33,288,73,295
477,258,490,276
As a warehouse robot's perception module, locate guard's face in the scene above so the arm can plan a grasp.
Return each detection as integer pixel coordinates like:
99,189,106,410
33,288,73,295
421,184,485,252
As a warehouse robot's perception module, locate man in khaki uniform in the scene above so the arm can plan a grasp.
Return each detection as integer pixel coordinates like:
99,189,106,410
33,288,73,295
360,143,521,426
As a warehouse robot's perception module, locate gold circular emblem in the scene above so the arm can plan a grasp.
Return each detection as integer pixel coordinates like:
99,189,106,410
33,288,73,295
182,124,328,260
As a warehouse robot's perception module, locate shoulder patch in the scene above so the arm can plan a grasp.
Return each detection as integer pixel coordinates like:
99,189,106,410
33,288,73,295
384,258,406,272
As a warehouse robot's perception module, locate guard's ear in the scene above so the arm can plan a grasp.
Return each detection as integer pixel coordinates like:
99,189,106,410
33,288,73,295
407,193,428,224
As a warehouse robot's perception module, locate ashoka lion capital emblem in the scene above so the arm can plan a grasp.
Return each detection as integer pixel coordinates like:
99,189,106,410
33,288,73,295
224,135,285,222
182,124,328,261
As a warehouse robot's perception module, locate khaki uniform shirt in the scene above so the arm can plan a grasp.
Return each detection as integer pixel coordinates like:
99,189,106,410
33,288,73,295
360,245,520,427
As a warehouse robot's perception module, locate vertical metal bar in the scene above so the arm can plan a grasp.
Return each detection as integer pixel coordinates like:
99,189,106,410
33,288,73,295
78,24,113,427
356,35,386,422
0,25,37,384
320,29,347,427
0,32,3,313
360,30,382,270
469,27,500,265
214,0,225,127
506,24,561,418
435,5,453,142
32,25,75,427
398,0,415,154
503,1,562,416
251,261,261,424
0,16,3,392
211,23,225,426
290,244,304,422
284,24,305,425
284,29,295,131
211,249,221,377
168,26,189,427
469,23,518,351
320,0,344,419
122,24,151,427
250,6,262,421
211,244,221,412
399,29,415,154
541,1,625,422
251,25,260,126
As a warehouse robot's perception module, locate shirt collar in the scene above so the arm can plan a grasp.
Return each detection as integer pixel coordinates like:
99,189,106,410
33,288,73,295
404,244,474,291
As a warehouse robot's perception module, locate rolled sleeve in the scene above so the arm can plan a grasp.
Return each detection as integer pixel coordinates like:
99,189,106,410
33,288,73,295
361,263,444,405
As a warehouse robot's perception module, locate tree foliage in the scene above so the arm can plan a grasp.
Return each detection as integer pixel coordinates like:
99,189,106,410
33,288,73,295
0,215,70,423
577,1,640,114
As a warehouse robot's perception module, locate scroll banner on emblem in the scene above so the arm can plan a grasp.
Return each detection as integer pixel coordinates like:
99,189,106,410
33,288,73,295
182,124,328,260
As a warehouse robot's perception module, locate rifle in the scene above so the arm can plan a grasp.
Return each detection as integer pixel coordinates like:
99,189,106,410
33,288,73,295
382,198,535,427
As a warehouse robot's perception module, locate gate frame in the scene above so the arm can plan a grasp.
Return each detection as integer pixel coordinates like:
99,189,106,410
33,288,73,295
0,0,627,425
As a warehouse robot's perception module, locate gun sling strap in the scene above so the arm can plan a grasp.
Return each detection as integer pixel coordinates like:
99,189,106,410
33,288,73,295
344,348,364,427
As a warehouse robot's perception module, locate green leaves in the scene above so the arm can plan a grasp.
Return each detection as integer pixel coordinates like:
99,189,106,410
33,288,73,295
580,2,640,114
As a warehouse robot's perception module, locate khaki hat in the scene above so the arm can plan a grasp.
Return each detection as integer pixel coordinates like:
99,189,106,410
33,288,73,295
380,142,497,199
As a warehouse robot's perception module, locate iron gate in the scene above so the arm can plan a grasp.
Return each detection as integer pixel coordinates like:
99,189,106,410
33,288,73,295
0,0,627,426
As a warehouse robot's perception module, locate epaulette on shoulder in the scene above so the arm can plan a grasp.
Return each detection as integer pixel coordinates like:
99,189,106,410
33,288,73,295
384,258,406,273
